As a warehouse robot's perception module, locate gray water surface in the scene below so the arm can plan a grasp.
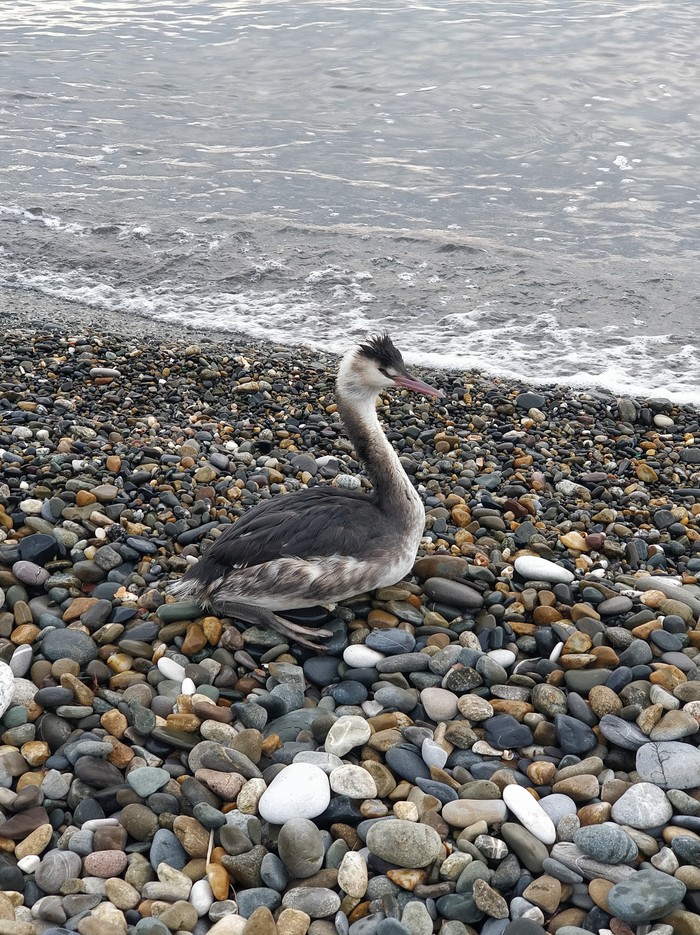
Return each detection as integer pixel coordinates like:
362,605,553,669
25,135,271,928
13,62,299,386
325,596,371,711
1,0,699,399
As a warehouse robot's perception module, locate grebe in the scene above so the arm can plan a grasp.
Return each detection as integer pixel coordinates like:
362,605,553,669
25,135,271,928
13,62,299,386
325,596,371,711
168,334,443,648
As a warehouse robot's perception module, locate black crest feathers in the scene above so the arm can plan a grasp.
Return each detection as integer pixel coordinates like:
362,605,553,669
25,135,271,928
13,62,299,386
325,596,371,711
357,333,405,372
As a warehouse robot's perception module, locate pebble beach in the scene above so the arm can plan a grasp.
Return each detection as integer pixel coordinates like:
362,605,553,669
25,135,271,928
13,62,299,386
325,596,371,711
2,318,700,935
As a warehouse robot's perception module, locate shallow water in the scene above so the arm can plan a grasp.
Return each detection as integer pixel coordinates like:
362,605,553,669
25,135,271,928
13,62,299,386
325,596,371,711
1,0,699,400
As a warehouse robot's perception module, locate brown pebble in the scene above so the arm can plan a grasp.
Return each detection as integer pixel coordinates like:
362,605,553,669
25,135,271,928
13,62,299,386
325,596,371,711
63,598,99,622
588,878,613,911
192,701,232,724
276,909,310,935
522,875,561,914
173,816,209,857
532,605,562,625
527,761,556,785
577,802,611,825
331,824,360,850
548,908,588,931
562,632,593,654
589,685,623,717
201,616,223,645
650,663,687,690
21,741,51,767
664,910,700,934
10,623,40,645
60,672,95,705
206,863,230,900
244,906,277,935
609,920,636,935
490,700,534,720
589,646,620,667
101,709,129,738
181,623,207,655
552,775,599,801
14,822,53,860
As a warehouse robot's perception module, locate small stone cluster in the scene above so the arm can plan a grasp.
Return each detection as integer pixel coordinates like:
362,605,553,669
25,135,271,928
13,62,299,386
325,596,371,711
1,327,700,935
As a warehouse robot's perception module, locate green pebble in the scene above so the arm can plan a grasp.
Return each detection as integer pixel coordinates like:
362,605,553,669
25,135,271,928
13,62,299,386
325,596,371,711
193,802,226,829
5,585,29,608
2,724,35,745
2,706,29,728
156,600,205,622
195,684,219,702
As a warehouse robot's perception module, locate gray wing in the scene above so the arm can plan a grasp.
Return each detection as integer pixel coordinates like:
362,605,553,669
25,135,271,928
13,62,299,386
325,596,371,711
180,486,388,589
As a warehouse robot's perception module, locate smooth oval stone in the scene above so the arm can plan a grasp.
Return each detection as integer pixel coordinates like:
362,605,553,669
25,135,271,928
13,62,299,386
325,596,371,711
599,715,650,750
343,645,384,668
40,629,98,665
365,629,416,655
149,829,188,871
503,784,556,845
328,681,368,706
258,763,330,824
574,823,638,864
611,782,673,829
422,578,484,609
607,868,686,923
636,741,700,789
366,819,442,869
277,818,325,879
384,747,430,783
442,800,507,828
235,888,282,918
514,556,574,584
324,716,372,757
34,850,82,894
282,886,341,918
485,714,533,749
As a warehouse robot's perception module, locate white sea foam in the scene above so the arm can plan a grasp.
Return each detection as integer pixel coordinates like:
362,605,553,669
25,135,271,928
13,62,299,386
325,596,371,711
4,263,699,406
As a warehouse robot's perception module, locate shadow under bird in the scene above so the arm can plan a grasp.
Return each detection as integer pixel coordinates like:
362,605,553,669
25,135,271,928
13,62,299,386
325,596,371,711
168,333,444,648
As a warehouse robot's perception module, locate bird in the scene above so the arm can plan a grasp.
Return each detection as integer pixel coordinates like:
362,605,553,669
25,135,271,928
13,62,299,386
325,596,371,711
168,333,444,649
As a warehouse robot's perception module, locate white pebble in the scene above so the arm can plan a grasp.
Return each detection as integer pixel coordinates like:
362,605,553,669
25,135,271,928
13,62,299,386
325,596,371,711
343,644,384,668
190,878,214,916
514,555,574,584
158,656,187,682
330,764,377,799
81,817,122,832
208,917,247,935
258,763,331,824
18,497,42,514
181,677,197,695
487,649,516,668
503,784,556,845
325,715,372,757
18,855,41,873
337,851,368,898
0,661,15,718
422,738,448,770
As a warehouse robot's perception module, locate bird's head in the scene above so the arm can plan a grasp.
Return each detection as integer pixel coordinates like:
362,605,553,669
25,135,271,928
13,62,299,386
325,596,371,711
337,332,444,401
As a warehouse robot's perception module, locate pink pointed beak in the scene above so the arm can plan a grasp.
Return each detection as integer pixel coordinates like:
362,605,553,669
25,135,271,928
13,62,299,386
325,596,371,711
393,373,444,398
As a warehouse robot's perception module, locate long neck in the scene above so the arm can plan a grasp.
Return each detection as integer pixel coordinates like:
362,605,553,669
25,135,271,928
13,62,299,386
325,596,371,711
335,387,419,513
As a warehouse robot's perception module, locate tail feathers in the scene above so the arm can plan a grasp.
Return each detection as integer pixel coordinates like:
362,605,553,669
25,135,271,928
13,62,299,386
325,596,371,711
166,575,201,600
167,559,227,603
